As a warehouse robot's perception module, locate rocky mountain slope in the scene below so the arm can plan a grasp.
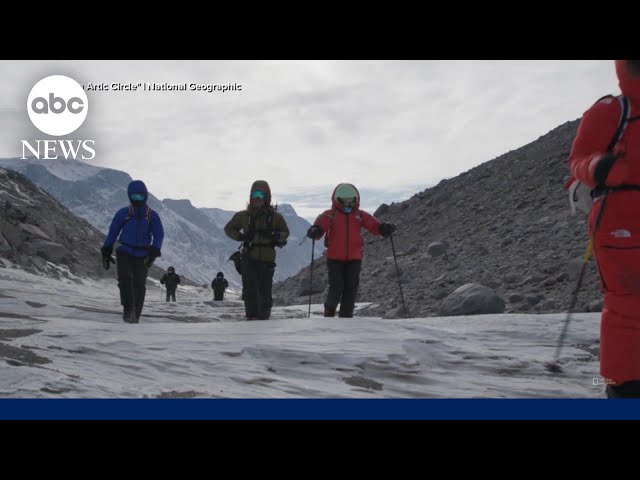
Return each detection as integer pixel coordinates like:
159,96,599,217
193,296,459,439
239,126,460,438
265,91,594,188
273,119,603,317
0,158,312,285
0,168,171,283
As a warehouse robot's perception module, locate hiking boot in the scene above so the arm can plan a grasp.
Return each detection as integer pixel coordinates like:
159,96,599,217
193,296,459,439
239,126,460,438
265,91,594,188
324,306,336,317
246,316,259,320
123,310,134,323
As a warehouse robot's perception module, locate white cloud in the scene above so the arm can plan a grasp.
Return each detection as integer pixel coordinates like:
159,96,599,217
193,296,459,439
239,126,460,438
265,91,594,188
0,60,619,221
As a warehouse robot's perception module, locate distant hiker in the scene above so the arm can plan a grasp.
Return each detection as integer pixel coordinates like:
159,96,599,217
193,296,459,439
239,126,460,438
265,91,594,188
306,183,396,318
568,60,640,398
224,180,290,320
211,271,229,301
160,266,181,302
101,180,164,323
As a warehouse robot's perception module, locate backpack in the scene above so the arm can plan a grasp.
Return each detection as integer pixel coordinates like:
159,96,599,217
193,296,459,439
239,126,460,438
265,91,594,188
228,206,285,275
245,207,286,248
118,205,154,247
124,204,152,223
566,95,632,215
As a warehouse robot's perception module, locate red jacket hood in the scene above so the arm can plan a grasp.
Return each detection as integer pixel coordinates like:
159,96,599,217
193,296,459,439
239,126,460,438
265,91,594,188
331,183,361,213
616,60,640,103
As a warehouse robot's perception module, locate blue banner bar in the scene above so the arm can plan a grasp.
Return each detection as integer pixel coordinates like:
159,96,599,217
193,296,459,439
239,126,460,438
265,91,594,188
1,399,639,420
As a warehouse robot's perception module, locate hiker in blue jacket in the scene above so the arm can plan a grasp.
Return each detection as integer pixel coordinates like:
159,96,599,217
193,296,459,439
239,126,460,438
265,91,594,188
101,180,164,323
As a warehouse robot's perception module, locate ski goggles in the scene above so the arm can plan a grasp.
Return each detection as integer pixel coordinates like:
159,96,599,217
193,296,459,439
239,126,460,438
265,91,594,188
337,197,356,208
130,193,146,201
251,190,266,200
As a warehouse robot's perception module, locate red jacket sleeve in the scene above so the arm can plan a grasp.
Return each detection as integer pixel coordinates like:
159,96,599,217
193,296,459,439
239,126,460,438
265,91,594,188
359,210,382,236
314,210,334,237
568,98,621,189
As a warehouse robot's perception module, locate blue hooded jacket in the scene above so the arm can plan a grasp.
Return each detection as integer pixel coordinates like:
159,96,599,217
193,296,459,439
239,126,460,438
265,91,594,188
103,180,164,257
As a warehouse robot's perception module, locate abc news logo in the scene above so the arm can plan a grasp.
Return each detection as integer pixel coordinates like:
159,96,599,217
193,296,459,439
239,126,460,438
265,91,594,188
21,75,95,160
31,93,85,114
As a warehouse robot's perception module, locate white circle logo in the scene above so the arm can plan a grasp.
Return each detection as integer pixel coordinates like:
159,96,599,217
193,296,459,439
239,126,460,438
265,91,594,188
27,75,88,136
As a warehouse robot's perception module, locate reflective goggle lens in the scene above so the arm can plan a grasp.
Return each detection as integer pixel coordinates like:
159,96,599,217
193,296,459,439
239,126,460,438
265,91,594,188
338,197,356,207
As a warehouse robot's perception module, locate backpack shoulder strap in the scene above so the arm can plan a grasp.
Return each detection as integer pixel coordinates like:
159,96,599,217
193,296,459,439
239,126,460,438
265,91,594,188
124,205,153,219
568,95,630,182
325,209,363,226
607,95,631,152
327,209,337,226
625,94,640,124
595,94,616,104
246,211,256,244
248,209,275,235
121,205,134,225
323,209,337,246
116,205,133,232
267,210,274,230
123,205,153,228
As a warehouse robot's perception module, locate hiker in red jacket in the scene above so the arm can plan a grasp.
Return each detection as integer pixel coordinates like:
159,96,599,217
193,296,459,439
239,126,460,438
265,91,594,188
568,60,640,398
307,183,396,318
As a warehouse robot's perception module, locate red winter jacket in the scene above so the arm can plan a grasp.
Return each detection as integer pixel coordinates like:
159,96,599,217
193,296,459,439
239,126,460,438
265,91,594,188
569,60,640,188
568,60,640,385
313,184,382,261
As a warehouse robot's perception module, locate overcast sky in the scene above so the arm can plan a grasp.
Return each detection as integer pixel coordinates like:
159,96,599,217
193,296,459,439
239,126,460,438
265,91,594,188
0,60,618,221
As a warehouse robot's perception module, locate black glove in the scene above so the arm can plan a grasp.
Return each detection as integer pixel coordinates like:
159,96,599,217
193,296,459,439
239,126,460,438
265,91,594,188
379,222,396,238
238,233,247,242
593,152,620,187
271,230,287,247
307,225,323,240
145,246,161,268
101,246,115,270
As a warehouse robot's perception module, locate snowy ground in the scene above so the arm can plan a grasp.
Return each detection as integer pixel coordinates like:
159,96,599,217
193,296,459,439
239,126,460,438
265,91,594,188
0,261,605,398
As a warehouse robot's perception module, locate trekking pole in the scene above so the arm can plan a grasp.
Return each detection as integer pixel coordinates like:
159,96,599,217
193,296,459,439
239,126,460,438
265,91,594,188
389,233,408,318
546,191,609,374
308,239,315,318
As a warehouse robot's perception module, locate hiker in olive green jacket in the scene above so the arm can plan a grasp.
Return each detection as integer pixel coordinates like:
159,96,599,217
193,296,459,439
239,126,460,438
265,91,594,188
224,180,290,320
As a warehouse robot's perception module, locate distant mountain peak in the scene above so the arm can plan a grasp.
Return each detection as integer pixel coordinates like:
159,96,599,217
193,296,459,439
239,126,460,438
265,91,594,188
163,198,194,208
277,203,297,215
1,157,315,285
0,156,109,182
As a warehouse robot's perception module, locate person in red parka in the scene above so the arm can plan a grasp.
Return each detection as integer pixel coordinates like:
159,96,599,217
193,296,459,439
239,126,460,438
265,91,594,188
568,59,640,398
306,183,396,318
